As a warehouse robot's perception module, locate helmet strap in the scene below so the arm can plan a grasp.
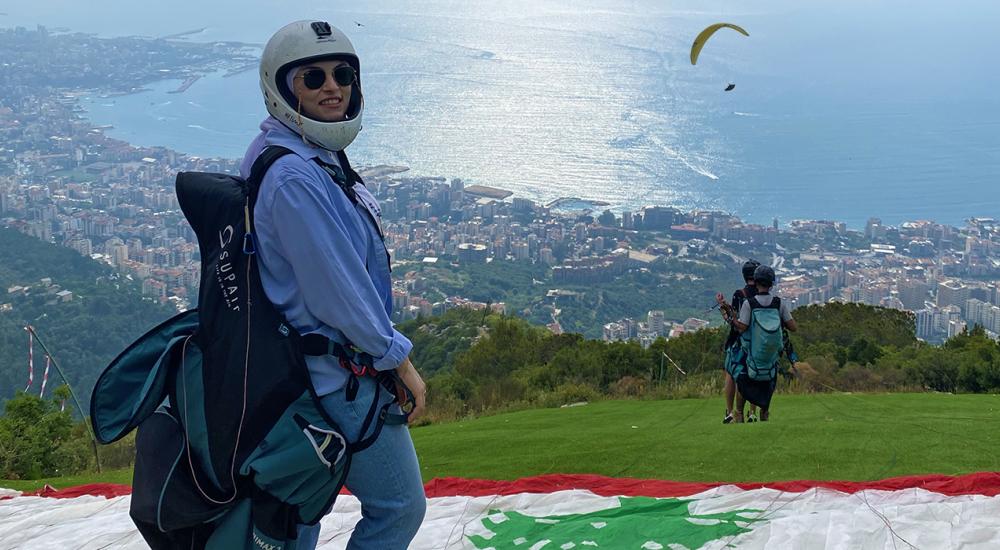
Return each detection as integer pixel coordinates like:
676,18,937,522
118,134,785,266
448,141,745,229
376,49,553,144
296,99,309,146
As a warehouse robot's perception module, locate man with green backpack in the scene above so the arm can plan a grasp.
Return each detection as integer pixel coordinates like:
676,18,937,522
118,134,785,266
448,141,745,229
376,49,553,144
732,265,798,422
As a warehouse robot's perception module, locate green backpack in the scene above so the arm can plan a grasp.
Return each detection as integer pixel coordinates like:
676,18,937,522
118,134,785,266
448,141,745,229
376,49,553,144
741,296,784,381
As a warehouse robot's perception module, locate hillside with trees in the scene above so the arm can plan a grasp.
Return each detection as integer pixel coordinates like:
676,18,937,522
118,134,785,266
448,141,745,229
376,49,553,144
398,256,736,338
402,302,1000,421
0,228,176,408
4,292,998,480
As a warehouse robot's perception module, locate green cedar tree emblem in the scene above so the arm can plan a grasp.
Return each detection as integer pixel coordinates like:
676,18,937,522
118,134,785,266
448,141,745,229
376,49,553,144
468,496,761,549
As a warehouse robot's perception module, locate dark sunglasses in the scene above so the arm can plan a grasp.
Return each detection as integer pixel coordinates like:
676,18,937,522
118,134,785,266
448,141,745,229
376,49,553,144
297,65,357,90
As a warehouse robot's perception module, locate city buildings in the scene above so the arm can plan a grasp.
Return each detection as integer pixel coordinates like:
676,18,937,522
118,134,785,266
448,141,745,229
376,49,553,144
4,26,1000,344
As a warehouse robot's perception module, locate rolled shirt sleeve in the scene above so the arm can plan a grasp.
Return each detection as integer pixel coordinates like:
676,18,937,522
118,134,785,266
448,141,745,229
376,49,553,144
780,300,794,324
270,176,411,371
377,328,412,372
738,301,751,326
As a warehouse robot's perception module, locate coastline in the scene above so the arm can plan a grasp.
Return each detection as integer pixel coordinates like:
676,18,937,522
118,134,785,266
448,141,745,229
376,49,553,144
47,30,993,232
547,197,612,210
158,27,206,40
73,72,993,232
166,76,200,94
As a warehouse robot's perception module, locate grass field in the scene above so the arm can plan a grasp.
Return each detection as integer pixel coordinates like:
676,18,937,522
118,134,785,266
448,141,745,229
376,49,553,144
412,392,1000,482
1,468,133,493
4,393,999,492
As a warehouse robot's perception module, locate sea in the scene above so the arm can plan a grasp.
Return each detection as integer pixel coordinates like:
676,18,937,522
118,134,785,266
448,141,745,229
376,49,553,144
5,0,1000,228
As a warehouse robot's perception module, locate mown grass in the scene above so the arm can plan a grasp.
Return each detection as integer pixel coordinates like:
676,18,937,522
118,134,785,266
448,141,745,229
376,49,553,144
1,467,133,492
4,393,998,492
411,392,1000,482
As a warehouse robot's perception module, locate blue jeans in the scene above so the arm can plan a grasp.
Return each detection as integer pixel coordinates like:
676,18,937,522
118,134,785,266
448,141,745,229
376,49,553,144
296,375,426,549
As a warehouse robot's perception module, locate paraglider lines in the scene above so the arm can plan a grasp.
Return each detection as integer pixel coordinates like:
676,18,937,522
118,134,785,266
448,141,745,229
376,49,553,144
690,23,749,92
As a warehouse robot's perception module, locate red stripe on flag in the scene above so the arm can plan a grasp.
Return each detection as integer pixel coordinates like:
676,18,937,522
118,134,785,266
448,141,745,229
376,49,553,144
10,472,1000,501
423,472,1000,498
10,483,133,500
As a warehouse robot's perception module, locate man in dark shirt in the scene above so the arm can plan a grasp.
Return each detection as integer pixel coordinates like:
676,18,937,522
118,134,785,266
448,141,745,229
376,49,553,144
717,260,760,424
733,264,798,422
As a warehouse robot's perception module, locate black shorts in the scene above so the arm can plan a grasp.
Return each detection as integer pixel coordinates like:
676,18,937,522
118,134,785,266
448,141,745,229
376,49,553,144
735,374,777,410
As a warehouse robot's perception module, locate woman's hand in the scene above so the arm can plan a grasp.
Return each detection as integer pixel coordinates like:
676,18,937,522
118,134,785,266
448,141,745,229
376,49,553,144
396,357,426,423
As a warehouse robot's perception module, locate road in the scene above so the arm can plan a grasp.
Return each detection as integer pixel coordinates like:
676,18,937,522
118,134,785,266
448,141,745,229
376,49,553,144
713,244,785,271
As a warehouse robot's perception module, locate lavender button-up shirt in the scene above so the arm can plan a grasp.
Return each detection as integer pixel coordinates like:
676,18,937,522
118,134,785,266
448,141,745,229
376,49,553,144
239,117,410,396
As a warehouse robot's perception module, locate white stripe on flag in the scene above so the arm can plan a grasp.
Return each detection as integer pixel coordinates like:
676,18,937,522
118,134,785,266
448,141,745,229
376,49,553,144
24,328,33,392
39,355,51,398
3,487,999,549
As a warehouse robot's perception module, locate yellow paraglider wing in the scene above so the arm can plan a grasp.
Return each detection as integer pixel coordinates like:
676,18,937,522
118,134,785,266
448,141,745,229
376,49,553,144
690,23,749,65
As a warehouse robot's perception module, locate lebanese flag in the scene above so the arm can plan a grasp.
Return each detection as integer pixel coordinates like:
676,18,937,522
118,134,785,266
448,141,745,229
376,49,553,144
2,474,999,549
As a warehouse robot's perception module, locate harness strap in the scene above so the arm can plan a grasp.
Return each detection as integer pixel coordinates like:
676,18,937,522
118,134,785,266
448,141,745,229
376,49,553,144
344,372,410,455
345,372,360,402
315,161,358,205
303,332,413,432
748,295,781,310
302,333,374,366
248,145,295,208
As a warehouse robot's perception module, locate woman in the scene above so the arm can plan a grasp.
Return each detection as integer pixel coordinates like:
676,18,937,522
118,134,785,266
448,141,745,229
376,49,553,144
240,20,426,549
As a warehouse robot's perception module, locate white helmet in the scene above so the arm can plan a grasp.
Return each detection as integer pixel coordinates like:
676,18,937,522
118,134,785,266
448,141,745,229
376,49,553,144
259,20,364,151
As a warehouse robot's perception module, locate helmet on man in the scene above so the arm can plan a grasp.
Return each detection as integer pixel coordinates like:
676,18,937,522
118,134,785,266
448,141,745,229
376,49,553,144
753,265,776,288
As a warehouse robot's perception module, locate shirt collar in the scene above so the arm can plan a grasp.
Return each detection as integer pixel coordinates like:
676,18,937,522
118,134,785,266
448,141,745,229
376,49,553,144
261,116,340,166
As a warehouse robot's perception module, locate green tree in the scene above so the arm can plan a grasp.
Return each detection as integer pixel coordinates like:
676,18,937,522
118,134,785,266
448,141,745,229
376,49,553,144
794,303,916,349
908,347,959,392
0,391,80,479
803,341,849,367
0,227,176,409
847,338,883,366
942,326,1000,392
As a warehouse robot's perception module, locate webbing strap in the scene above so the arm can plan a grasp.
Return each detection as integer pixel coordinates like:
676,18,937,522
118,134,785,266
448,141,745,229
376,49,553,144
247,146,294,209
347,377,408,455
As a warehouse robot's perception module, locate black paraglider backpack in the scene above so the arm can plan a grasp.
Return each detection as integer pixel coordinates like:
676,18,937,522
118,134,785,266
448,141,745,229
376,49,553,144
91,146,409,549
